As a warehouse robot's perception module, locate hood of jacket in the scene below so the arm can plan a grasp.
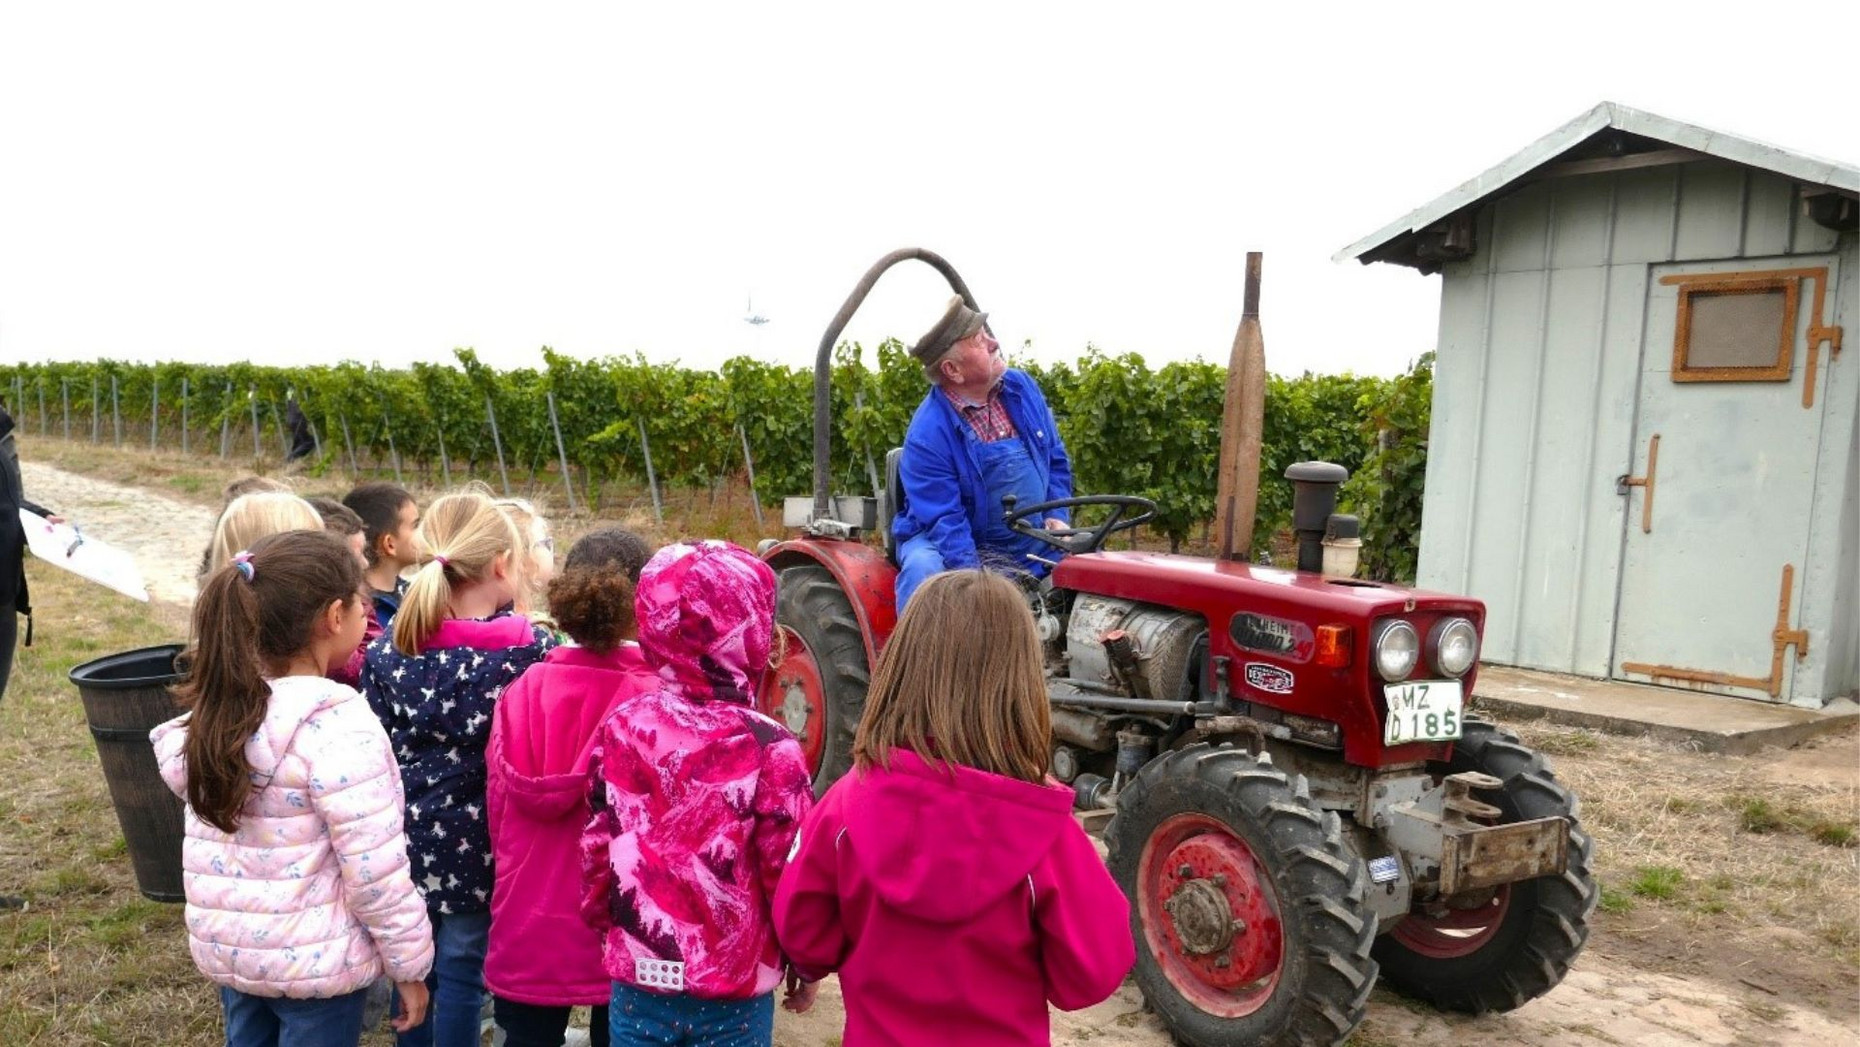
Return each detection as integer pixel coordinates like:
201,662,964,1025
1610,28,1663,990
845,749,1077,924
493,644,651,821
151,676,356,797
633,541,776,706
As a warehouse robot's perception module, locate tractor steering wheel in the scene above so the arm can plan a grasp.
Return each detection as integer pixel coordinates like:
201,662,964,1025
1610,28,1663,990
1002,494,1158,556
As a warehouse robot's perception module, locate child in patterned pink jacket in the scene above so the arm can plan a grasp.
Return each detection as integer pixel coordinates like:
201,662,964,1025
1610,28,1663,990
152,529,433,1047
579,541,816,1046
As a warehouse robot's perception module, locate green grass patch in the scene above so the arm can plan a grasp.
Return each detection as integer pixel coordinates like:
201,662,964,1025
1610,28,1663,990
1629,865,1684,901
1597,884,1637,914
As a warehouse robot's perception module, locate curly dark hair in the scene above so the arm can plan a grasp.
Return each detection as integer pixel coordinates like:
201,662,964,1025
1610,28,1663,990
547,527,654,651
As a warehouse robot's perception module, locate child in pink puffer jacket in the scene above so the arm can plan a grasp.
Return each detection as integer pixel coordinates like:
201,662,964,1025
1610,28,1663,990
152,529,433,1047
579,541,817,1046
486,527,657,1047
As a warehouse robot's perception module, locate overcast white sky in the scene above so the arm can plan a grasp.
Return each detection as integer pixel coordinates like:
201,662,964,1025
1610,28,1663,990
3,3,1855,380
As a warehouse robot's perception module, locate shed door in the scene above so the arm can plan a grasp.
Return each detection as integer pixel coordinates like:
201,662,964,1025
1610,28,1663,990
1611,255,1838,702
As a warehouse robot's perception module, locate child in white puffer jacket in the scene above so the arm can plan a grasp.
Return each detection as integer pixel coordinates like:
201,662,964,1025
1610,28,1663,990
152,529,434,1047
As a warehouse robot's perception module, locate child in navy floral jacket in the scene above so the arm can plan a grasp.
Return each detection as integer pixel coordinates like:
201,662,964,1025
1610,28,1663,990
362,485,555,1047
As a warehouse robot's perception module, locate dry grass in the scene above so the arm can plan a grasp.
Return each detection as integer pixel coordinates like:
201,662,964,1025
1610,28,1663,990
1510,720,1860,968
0,563,221,1045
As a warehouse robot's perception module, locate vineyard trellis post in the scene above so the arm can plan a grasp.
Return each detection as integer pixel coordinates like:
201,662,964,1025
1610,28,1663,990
150,377,160,451
736,424,764,530
181,377,190,455
299,391,323,458
37,378,46,435
637,418,663,524
436,415,453,486
268,401,290,459
61,380,70,440
249,390,262,459
545,391,576,513
111,376,122,447
91,375,100,443
219,382,234,459
339,413,359,476
485,395,511,496
382,410,404,486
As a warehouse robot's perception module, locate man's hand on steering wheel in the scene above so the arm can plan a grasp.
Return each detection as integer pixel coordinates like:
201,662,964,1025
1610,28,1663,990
1003,494,1158,556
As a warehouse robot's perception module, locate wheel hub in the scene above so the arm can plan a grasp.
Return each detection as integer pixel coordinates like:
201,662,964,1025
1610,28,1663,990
1163,878,1235,954
1143,816,1284,1001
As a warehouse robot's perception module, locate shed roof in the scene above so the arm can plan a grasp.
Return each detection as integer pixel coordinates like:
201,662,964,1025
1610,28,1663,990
1336,101,1860,270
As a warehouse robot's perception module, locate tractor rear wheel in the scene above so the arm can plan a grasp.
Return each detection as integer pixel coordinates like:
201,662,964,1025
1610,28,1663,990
762,565,867,795
1373,718,1597,1012
1106,744,1377,1047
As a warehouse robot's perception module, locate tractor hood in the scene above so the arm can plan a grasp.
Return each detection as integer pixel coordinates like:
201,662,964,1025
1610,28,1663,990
1053,552,1486,770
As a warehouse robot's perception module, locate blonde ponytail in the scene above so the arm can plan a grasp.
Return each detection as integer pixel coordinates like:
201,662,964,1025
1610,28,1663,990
391,484,522,655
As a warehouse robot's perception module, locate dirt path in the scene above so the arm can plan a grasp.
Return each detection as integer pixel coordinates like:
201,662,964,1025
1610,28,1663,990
21,460,216,606
21,458,1857,1045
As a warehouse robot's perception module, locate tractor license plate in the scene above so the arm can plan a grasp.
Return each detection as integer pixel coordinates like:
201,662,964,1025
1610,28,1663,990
1382,681,1463,745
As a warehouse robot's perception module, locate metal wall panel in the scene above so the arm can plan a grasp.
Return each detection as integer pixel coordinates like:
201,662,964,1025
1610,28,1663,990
1462,269,1550,663
1573,265,1648,676
1609,167,1680,264
1674,165,1747,260
1742,172,1796,257
1492,183,1553,273
1415,258,1490,599
1512,265,1609,669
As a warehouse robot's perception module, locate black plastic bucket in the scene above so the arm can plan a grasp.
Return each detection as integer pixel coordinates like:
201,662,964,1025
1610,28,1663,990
69,644,187,903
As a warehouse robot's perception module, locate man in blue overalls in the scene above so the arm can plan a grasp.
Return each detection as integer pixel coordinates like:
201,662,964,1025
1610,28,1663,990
891,296,1074,609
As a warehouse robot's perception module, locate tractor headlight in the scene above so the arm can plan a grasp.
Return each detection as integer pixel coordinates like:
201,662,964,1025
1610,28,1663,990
1372,620,1420,682
1430,617,1479,677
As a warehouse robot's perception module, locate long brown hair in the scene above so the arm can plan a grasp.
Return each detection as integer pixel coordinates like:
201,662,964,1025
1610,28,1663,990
174,529,364,833
852,570,1052,784
392,484,521,656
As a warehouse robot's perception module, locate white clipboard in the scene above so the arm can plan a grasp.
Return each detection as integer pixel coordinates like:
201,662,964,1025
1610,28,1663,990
18,509,150,602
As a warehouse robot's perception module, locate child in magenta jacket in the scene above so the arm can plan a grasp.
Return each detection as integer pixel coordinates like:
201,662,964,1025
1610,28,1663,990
579,541,816,1045
773,569,1134,1047
485,528,657,1047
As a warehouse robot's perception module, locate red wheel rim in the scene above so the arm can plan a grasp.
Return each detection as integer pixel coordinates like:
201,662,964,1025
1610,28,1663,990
1136,813,1284,1018
1388,885,1512,958
757,626,826,774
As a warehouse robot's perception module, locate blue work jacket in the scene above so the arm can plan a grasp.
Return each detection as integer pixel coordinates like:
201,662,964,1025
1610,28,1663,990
890,368,1074,570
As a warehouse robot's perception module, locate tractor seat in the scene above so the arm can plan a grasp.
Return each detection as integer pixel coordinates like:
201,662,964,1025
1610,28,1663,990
879,447,904,566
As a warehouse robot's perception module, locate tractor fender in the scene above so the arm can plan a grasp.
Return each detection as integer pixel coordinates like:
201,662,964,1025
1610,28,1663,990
762,538,899,667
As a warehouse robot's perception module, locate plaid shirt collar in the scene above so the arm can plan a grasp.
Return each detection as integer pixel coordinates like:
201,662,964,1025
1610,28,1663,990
943,379,1016,443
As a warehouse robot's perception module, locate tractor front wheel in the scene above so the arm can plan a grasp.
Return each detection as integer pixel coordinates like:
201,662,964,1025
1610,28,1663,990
1373,718,1598,1012
1106,744,1378,1047
761,565,868,795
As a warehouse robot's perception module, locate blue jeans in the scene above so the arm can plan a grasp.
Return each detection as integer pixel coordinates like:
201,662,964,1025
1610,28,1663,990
607,983,773,1047
894,532,947,611
396,909,491,1047
219,985,367,1047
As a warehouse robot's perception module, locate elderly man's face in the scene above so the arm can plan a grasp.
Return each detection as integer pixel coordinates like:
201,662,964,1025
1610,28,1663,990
944,327,1004,386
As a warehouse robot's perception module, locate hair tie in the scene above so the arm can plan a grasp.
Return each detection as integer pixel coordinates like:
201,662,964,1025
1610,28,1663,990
231,551,256,583
432,554,450,568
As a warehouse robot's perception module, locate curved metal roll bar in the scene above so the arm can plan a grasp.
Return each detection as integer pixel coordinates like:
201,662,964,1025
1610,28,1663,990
810,247,985,520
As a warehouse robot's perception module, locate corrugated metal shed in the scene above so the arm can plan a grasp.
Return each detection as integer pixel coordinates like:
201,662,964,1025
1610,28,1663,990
1339,103,1858,708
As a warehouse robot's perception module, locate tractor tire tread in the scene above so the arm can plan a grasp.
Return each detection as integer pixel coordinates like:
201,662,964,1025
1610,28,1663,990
1107,743,1377,1047
1373,718,1597,1014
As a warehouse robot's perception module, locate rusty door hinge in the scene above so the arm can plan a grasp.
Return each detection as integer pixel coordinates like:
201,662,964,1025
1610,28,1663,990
1615,433,1659,534
1622,563,1809,699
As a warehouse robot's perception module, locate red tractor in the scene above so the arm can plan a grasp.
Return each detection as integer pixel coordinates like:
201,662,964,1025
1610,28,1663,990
754,249,1597,1047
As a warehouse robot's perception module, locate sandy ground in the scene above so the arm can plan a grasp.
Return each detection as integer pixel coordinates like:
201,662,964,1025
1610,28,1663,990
20,459,1859,1045
21,460,216,605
